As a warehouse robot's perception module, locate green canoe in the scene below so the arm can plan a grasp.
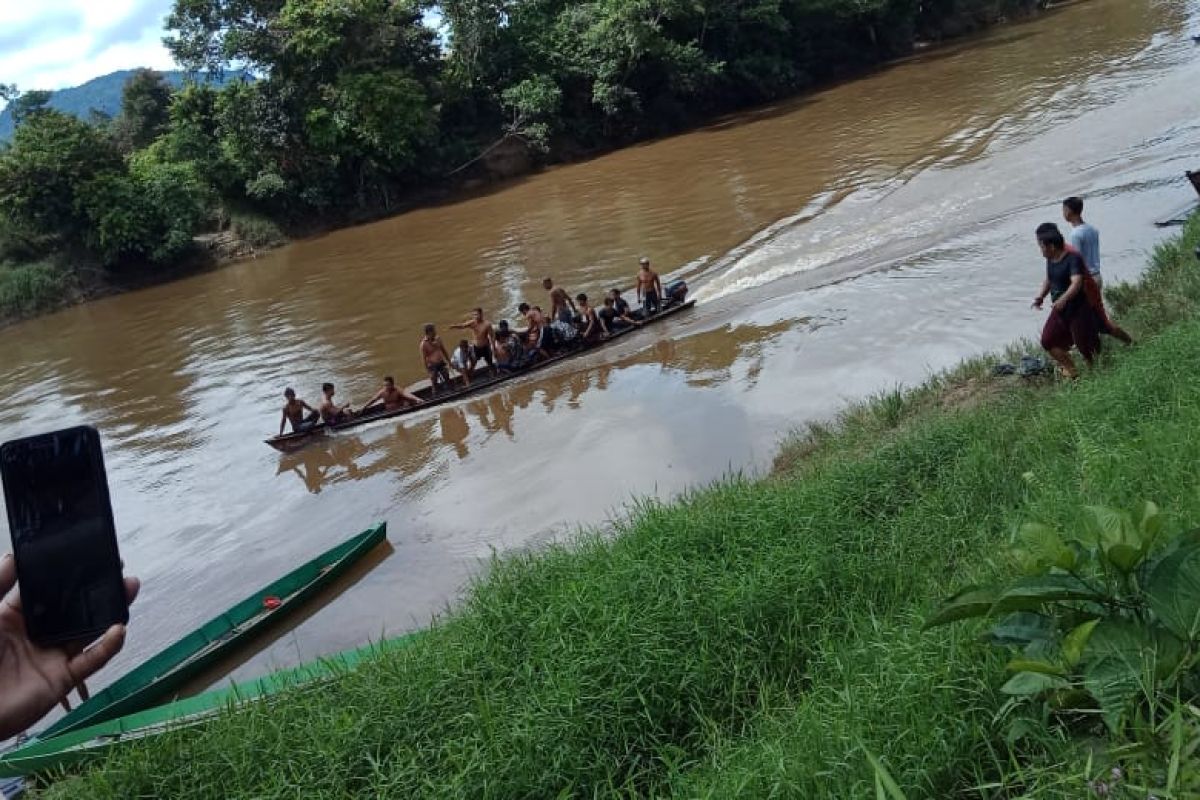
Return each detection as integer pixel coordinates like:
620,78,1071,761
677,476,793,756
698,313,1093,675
0,633,419,778
39,523,388,740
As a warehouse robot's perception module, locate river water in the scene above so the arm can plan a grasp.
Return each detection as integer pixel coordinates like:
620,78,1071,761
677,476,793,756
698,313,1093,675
1,0,1199,691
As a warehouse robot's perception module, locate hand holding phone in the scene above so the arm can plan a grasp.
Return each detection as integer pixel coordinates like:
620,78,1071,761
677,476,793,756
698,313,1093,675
0,425,139,738
2,426,129,645
0,554,139,740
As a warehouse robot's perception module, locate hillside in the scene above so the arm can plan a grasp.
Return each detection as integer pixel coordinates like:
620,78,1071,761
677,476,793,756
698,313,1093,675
0,70,249,141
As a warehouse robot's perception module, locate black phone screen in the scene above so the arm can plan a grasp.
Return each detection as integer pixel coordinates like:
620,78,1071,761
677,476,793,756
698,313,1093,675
1,426,127,645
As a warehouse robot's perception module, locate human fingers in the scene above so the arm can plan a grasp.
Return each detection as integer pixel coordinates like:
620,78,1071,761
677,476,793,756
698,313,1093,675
124,576,141,607
67,624,127,682
0,554,16,600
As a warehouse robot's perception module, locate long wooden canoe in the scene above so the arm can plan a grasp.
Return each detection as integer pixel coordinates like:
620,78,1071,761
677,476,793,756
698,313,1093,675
38,523,388,740
0,633,419,778
266,299,697,451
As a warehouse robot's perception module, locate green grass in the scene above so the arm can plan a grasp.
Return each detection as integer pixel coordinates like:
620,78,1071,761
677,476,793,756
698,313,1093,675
44,217,1200,798
229,212,287,250
0,260,70,320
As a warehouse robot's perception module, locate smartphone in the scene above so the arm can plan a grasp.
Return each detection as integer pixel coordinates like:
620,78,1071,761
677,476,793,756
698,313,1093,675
1,426,128,646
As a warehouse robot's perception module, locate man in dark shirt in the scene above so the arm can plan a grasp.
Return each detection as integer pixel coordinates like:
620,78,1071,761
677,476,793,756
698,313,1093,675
1033,223,1100,379
598,296,640,332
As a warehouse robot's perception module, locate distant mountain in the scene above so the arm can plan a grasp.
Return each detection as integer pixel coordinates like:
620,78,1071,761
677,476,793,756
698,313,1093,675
0,69,251,142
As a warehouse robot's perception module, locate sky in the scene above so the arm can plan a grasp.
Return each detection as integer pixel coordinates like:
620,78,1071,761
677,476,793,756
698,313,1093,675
0,0,178,108
0,2,447,111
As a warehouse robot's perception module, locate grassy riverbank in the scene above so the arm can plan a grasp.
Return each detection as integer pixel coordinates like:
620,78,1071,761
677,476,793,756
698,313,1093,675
44,217,1200,798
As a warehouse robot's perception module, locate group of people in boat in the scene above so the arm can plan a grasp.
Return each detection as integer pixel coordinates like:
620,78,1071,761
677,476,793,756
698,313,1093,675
1033,196,1133,380
279,257,687,436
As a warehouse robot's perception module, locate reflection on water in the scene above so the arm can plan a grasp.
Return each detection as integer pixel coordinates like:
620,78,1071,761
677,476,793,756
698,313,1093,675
0,0,1198,690
274,315,824,495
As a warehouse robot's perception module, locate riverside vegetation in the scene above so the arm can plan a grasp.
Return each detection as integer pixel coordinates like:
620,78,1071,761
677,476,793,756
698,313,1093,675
39,219,1200,797
0,0,1050,322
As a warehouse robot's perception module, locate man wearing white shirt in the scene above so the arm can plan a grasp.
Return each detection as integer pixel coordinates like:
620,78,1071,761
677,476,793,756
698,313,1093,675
1063,197,1102,287
1062,196,1133,345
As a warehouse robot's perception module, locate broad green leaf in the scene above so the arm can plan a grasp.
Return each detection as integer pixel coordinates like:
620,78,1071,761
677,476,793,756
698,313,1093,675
1139,501,1163,547
1081,621,1156,733
1047,688,1094,711
1153,628,1187,681
1106,543,1142,573
1016,522,1075,572
989,575,1104,615
924,586,999,629
984,612,1054,647
1156,527,1200,559
1001,671,1069,697
1004,718,1038,745
1145,541,1200,642
1006,658,1066,677
1062,619,1100,667
1086,505,1134,550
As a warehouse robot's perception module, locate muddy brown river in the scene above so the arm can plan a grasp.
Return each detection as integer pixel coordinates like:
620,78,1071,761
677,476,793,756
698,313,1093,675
2,0,1199,694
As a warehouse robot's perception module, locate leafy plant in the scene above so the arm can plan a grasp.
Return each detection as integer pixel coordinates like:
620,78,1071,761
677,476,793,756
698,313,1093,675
927,503,1200,734
0,260,68,317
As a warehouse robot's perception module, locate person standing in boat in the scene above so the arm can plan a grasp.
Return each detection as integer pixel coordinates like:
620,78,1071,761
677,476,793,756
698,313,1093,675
1062,196,1133,345
451,308,497,377
420,324,459,392
544,278,577,324
1033,223,1101,380
279,387,320,435
576,293,608,343
636,257,664,317
318,382,354,425
361,376,422,413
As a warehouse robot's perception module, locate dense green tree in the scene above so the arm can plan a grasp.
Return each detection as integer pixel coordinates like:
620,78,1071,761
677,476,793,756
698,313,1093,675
166,0,441,215
0,0,1054,298
9,90,53,127
0,111,121,240
114,69,174,151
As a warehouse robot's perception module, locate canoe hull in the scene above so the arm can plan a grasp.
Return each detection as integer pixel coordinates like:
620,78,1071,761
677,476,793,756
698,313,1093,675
265,299,697,451
0,633,419,778
38,523,387,740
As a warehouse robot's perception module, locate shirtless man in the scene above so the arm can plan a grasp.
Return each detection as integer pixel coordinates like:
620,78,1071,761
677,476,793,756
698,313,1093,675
451,307,497,376
420,323,459,392
576,293,608,343
636,257,664,317
318,382,354,425
279,387,320,435
362,376,421,413
518,302,551,361
543,278,577,325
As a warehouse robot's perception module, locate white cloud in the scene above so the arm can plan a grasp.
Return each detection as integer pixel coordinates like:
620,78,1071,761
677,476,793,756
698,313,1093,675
0,0,176,107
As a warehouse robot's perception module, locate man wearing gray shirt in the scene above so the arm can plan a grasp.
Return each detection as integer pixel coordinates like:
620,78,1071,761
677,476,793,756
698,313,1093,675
1062,196,1133,345
1063,196,1102,287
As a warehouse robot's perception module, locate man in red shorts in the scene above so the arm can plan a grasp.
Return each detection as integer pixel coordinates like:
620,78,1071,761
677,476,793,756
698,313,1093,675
1032,223,1101,380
